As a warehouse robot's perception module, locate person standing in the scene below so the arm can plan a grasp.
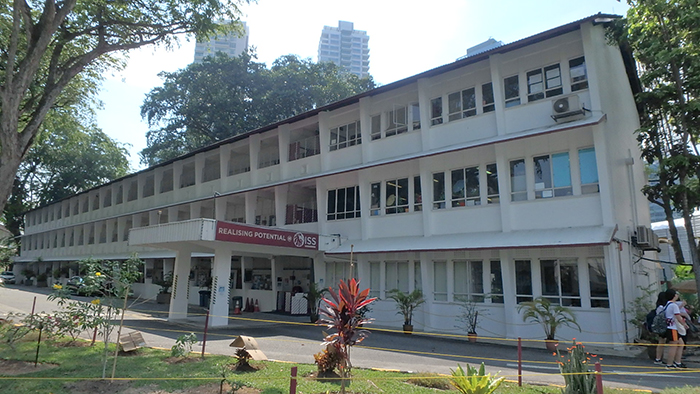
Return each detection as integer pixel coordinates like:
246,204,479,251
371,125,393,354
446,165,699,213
663,289,689,369
654,291,668,364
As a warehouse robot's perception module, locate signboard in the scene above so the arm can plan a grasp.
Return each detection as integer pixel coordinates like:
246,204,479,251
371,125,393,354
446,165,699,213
215,221,319,250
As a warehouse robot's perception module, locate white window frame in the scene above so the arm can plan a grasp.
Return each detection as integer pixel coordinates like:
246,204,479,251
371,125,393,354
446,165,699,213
451,166,480,207
448,87,477,121
526,63,563,102
326,186,361,221
504,74,521,108
330,120,362,151
453,260,485,303
540,259,581,307
569,56,588,91
533,152,572,199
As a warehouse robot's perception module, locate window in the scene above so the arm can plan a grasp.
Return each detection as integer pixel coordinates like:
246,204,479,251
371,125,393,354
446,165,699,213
160,169,174,193
526,64,562,102
430,97,443,125
326,261,350,289
370,114,381,140
369,261,380,297
414,176,423,211
414,261,422,292
128,180,138,200
448,87,476,121
330,121,361,151
289,134,320,161
578,148,599,194
92,194,99,211
385,261,409,293
482,83,495,113
386,106,408,137
432,172,446,209
510,159,527,201
103,189,112,207
202,156,221,182
541,259,580,306
433,261,447,301
327,186,361,220
515,260,532,303
569,57,588,91
143,175,155,197
504,75,520,107
454,260,484,302
386,178,409,214
451,166,480,207
486,163,499,204
534,152,572,198
410,103,421,130
490,261,504,303
82,198,89,213
370,182,381,216
588,258,609,308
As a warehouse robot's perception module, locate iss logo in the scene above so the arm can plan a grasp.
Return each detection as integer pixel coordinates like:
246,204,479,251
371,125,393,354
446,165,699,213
293,232,305,248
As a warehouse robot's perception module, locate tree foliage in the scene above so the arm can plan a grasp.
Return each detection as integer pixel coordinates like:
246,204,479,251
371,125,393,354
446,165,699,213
610,1,700,291
140,52,375,166
0,0,248,218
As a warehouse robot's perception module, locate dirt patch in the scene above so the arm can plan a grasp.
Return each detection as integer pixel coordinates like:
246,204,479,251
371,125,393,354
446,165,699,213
0,359,59,375
65,381,261,394
230,362,262,372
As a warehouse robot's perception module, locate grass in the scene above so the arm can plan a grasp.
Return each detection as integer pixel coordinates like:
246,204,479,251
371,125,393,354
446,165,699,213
0,331,692,394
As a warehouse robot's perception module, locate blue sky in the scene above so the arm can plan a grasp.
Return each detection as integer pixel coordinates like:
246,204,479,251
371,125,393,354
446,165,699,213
95,0,629,171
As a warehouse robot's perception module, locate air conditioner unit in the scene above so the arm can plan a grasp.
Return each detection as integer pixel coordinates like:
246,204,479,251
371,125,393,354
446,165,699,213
635,225,660,251
551,95,585,122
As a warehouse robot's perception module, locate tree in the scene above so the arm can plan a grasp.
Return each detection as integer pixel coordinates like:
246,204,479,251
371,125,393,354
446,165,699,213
0,0,247,219
140,52,375,166
610,1,700,292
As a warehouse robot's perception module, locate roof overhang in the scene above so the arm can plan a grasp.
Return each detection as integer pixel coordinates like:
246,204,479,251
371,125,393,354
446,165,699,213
325,225,617,255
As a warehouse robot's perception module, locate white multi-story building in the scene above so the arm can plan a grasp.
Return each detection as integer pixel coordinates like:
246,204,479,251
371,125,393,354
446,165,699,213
15,14,657,345
194,22,249,63
318,21,370,78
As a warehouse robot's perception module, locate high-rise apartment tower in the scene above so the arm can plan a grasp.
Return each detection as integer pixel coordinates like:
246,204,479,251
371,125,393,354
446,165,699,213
194,22,249,63
317,21,370,78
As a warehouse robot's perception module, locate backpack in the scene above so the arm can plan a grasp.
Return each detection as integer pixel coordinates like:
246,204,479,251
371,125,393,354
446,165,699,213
644,309,657,332
650,305,669,335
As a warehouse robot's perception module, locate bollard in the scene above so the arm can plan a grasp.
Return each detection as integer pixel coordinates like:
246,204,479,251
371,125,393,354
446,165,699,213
201,309,210,358
595,362,603,394
31,296,37,315
34,323,43,367
290,366,298,394
518,337,522,387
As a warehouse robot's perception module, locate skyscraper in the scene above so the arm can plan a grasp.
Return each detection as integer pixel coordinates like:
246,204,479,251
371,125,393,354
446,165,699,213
317,21,370,78
194,22,249,63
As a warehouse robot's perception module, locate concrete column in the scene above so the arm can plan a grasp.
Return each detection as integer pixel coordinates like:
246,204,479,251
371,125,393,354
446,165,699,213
244,192,257,225
274,185,287,226
169,248,193,321
209,247,232,327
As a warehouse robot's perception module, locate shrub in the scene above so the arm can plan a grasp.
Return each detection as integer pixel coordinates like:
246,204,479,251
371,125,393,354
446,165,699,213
556,340,599,394
234,348,252,368
448,363,504,394
171,332,197,358
313,345,342,375
407,372,452,390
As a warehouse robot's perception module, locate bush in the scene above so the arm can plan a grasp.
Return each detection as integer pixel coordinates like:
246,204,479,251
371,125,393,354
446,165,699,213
313,345,342,375
556,340,599,394
448,363,504,394
234,348,252,368
171,332,197,358
407,372,452,390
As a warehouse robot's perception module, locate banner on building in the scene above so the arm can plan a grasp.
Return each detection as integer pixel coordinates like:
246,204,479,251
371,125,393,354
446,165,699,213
215,221,319,250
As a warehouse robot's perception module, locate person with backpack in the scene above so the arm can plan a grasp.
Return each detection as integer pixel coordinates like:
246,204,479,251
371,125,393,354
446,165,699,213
662,288,689,369
652,291,668,364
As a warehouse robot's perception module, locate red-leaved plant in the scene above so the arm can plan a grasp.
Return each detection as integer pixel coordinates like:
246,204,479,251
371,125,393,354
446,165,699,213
317,278,376,382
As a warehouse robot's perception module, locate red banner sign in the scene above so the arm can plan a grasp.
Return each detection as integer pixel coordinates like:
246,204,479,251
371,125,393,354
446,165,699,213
215,221,319,250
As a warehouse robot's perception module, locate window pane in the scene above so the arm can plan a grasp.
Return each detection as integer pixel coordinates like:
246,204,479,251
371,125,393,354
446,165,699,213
527,69,544,102
431,97,443,125
533,155,552,189
369,261,380,297
371,182,381,213
560,262,579,297
414,176,423,211
371,115,381,140
386,261,397,291
448,92,462,121
541,260,559,296
469,261,484,299
588,257,609,307
433,172,446,209
346,187,355,213
486,163,499,203
454,260,468,295
482,83,495,112
545,64,562,90
463,88,476,111
337,188,346,216
327,190,336,214
569,57,588,91
579,148,598,184
411,103,421,130
490,261,504,303
398,262,409,293
434,261,447,301
552,152,571,188
510,159,526,201
398,178,409,210
515,260,532,302
465,167,480,200
451,169,465,202
504,75,519,100
414,261,422,291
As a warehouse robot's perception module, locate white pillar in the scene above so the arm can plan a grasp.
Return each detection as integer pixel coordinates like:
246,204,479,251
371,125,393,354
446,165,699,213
209,247,232,327
169,248,193,321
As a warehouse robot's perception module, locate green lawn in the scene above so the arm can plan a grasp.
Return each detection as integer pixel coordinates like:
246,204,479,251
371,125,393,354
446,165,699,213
0,333,691,394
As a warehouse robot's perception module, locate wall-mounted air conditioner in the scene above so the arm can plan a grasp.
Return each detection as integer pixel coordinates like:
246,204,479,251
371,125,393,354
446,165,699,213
635,225,660,251
551,95,586,122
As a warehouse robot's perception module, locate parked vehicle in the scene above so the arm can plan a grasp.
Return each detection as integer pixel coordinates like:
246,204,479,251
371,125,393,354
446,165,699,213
0,271,16,284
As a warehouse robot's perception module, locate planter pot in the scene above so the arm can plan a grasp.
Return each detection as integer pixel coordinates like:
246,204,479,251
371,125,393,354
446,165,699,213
403,324,413,335
545,339,559,352
156,292,171,304
467,333,477,343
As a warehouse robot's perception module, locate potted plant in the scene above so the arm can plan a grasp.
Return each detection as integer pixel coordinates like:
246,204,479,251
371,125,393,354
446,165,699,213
21,268,35,286
36,272,48,287
517,297,580,351
456,297,481,343
303,281,329,323
387,289,425,334
153,272,173,304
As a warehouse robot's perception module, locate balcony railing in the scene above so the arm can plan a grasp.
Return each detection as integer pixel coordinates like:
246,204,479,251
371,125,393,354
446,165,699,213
289,135,320,161
285,203,318,224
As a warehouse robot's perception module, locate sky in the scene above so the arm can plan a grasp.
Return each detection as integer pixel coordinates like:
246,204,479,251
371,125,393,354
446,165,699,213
95,0,630,171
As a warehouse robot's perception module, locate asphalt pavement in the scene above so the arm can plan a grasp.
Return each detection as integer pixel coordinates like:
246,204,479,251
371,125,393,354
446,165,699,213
2,285,699,392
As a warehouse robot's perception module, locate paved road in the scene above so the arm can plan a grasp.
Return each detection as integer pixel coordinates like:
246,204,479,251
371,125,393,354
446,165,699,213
2,285,698,392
